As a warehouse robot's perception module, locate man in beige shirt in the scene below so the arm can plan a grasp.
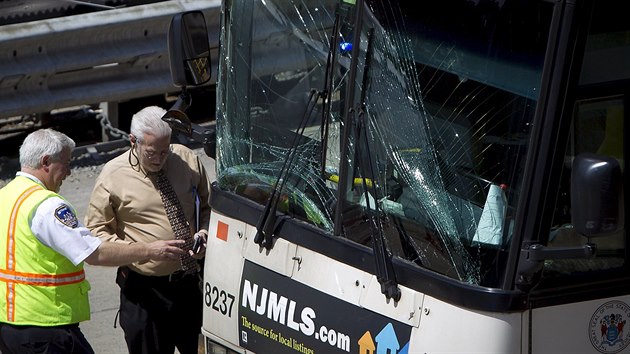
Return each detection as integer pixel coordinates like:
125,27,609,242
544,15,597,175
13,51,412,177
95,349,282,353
85,106,212,354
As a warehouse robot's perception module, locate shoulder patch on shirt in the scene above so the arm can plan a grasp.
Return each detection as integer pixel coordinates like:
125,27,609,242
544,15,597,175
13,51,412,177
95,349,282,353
54,205,79,228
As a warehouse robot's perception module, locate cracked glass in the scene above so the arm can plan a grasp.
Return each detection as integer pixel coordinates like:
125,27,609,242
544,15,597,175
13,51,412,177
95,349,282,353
215,0,552,286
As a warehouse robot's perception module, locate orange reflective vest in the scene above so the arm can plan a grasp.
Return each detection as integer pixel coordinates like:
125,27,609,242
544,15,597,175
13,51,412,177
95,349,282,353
0,176,90,326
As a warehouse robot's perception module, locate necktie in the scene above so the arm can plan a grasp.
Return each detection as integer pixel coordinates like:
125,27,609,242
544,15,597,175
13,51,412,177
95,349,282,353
154,170,197,274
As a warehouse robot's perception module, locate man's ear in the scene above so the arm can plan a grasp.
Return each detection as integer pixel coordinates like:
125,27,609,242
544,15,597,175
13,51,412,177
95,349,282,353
41,155,51,168
129,134,137,146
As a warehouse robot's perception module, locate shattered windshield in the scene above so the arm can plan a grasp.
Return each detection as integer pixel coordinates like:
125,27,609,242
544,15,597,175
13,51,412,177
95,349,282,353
216,0,552,287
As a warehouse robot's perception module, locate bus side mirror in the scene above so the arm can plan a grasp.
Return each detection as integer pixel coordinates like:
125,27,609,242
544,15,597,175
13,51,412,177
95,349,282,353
168,11,212,87
165,10,216,159
571,153,624,237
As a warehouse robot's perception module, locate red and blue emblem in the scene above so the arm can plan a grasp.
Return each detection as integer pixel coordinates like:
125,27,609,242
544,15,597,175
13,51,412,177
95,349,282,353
54,205,79,228
589,300,630,353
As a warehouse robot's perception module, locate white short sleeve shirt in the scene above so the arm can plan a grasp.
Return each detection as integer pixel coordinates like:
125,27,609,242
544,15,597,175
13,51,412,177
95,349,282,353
19,173,101,266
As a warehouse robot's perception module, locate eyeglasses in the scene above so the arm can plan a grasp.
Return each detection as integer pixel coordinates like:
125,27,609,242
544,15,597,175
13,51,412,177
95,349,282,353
139,144,172,160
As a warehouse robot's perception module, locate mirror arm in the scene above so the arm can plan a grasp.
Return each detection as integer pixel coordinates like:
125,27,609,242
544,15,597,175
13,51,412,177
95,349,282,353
522,242,597,262
162,89,193,136
515,242,596,288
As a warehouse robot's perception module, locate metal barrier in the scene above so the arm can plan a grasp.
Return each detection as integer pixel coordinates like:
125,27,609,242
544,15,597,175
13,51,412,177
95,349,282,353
0,0,220,120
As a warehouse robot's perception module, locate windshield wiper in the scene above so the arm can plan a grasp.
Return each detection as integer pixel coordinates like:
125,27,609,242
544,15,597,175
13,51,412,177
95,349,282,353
356,27,401,302
332,0,401,301
254,89,321,250
356,113,402,301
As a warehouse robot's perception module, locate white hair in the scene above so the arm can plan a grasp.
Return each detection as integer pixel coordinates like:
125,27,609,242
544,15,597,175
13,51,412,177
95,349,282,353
129,106,172,142
19,129,76,169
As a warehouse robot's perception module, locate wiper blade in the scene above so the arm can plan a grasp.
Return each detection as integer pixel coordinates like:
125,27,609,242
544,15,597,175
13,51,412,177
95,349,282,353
357,107,401,301
254,89,321,250
357,27,401,302
331,0,400,300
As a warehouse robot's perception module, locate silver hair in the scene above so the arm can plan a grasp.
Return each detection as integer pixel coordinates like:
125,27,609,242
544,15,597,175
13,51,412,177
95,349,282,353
129,106,172,142
19,128,76,169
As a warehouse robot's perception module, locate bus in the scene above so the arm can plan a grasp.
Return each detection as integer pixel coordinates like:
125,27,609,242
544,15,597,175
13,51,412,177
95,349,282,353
167,0,629,352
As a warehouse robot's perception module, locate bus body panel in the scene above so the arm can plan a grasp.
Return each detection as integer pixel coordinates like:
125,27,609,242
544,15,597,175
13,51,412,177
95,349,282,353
532,296,630,354
204,210,630,353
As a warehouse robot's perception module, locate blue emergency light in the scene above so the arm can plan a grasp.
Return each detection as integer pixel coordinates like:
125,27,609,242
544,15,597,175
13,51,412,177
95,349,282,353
339,41,352,52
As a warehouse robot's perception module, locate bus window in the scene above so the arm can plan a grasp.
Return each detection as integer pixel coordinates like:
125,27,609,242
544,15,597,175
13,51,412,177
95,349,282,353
546,96,625,276
543,0,629,280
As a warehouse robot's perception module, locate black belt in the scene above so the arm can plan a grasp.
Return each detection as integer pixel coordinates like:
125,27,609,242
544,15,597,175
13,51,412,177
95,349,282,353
166,270,197,282
118,267,199,286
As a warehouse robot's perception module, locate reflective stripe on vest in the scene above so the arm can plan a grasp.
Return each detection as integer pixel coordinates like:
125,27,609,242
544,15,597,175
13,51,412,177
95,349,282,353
3,184,86,322
0,269,85,286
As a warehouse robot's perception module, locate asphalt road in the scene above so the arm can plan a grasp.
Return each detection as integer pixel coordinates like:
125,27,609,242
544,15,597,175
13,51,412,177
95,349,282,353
57,148,216,354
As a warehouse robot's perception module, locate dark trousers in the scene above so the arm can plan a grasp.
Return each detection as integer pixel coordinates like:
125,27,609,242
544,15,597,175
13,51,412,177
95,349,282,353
116,267,203,354
0,322,94,354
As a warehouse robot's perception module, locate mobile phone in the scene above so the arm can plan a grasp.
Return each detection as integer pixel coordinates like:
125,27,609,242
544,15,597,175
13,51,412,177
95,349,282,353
192,234,203,254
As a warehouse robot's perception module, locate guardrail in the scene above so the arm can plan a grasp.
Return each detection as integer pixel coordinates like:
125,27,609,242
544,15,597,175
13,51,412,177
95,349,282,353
0,0,220,120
